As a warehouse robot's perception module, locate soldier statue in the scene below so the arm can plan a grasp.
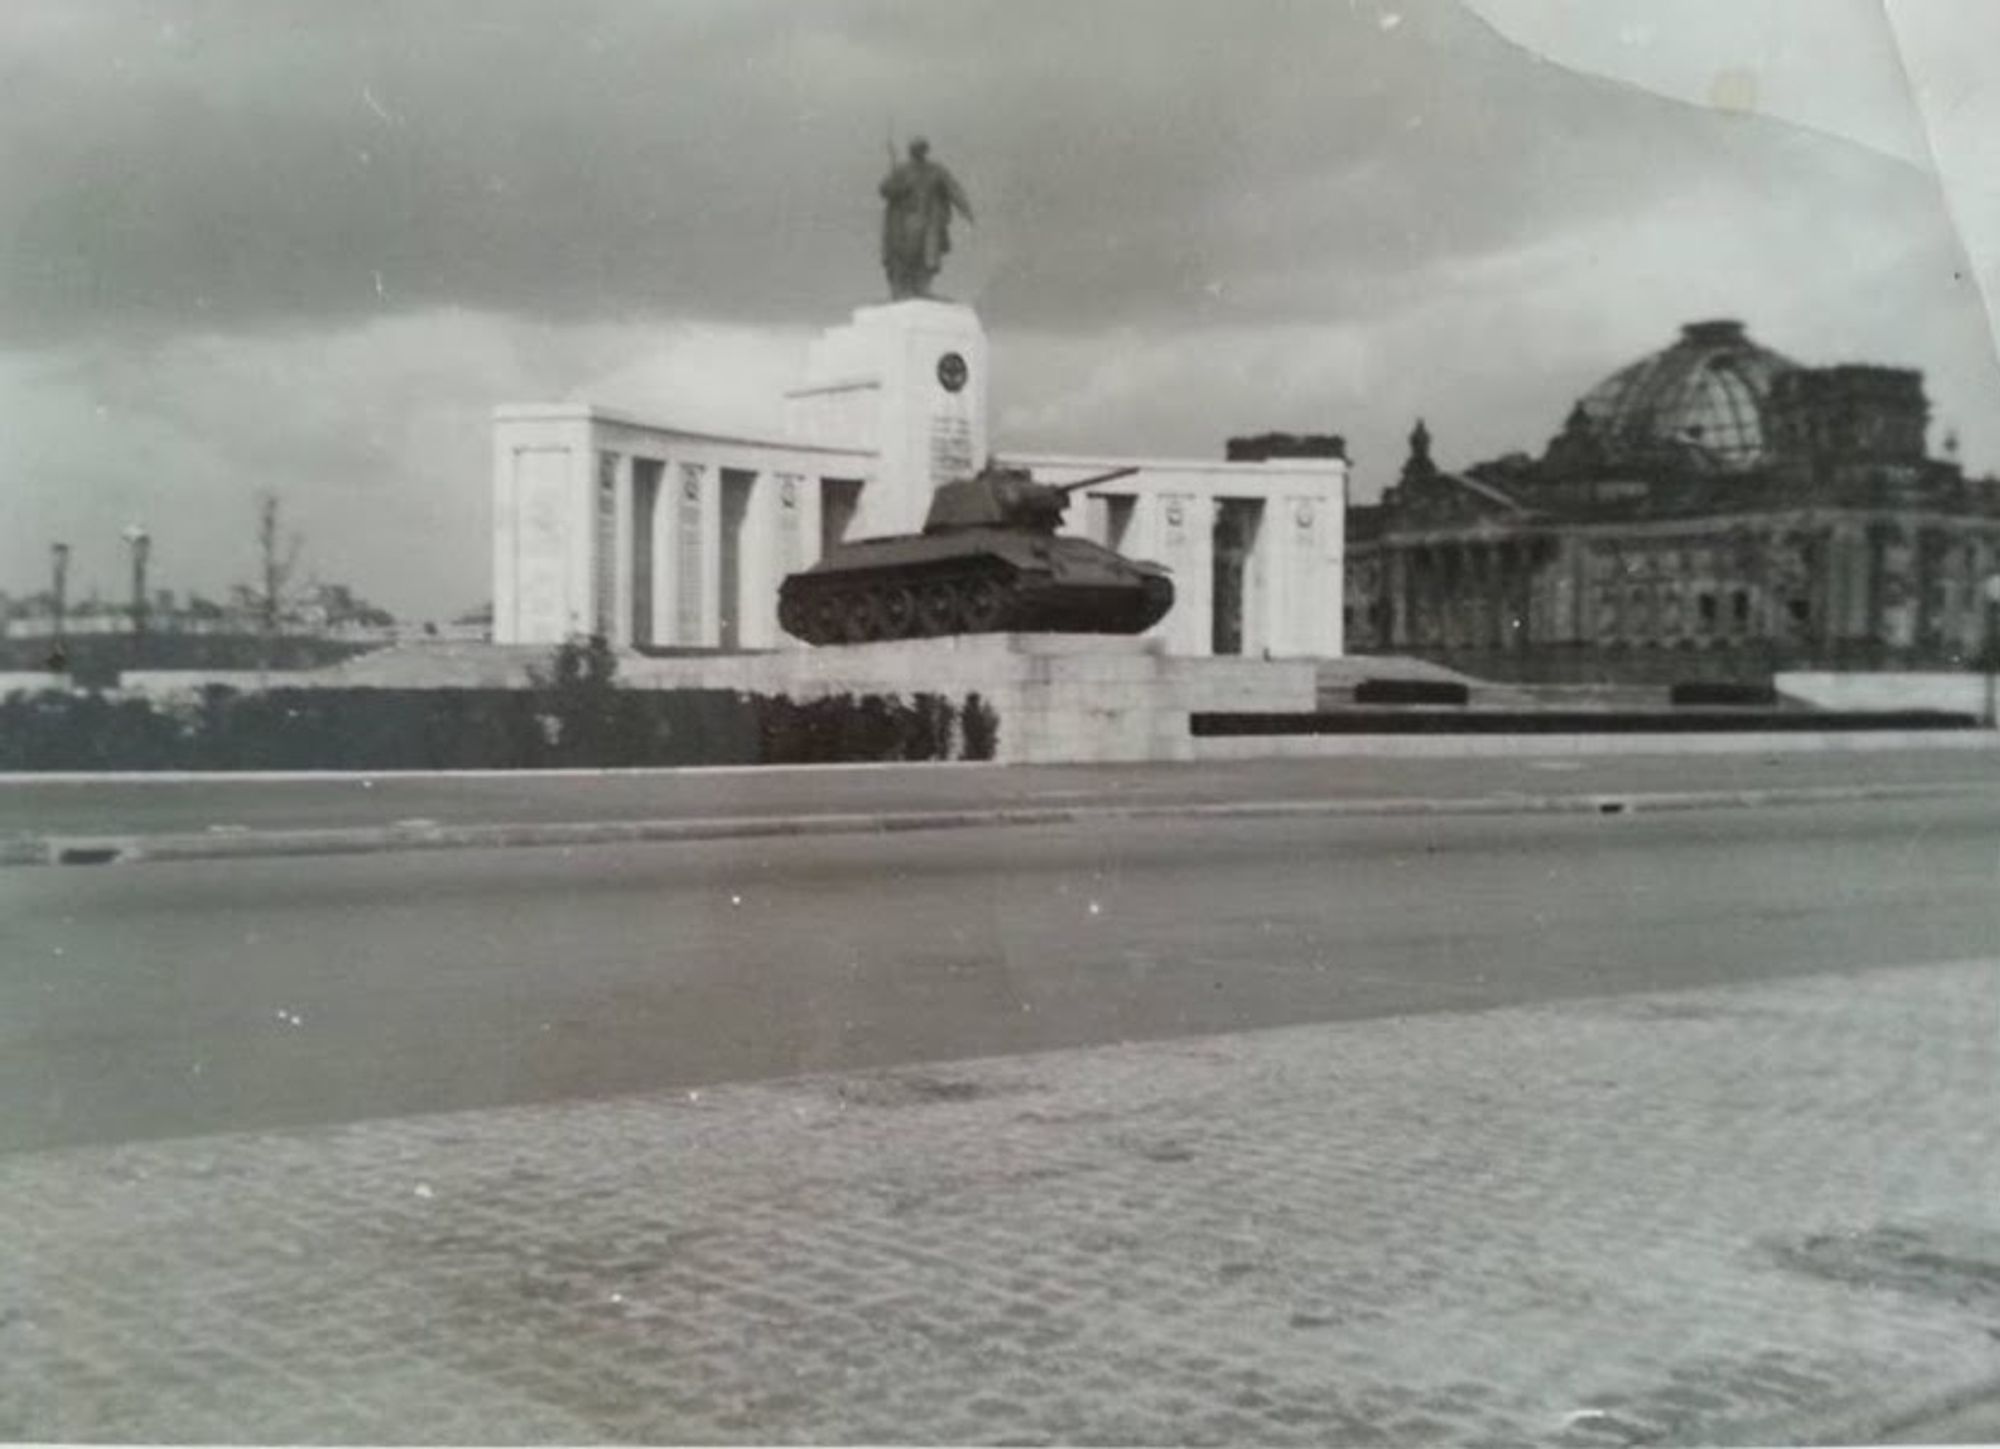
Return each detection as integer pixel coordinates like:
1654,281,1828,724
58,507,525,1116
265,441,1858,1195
879,137,974,300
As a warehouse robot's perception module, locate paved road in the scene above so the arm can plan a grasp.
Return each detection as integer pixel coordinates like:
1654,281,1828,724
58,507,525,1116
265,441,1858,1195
5,793,1996,1153
3,747,1996,838
5,958,1997,1444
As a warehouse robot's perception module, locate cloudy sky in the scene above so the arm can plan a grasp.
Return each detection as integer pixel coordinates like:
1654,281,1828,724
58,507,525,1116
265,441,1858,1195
4,0,1996,619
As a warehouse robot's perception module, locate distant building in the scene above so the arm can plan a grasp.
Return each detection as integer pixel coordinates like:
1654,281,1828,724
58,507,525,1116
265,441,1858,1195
1346,320,2000,681
0,582,412,677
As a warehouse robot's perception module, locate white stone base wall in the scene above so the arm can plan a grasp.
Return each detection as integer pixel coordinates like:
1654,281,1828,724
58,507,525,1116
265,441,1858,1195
621,633,1315,763
0,671,69,697
1777,670,1993,716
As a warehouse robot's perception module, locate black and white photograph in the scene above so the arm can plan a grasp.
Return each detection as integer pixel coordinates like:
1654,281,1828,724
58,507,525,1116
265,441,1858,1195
3,1,1999,1443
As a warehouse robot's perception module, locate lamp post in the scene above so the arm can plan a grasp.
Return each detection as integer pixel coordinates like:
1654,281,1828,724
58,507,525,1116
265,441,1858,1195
1983,573,2000,729
122,524,150,665
49,542,70,672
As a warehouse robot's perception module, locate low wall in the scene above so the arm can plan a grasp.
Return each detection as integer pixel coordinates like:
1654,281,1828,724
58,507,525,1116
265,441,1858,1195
0,672,67,696
1193,730,2000,760
1778,671,1995,717
1193,709,1973,735
117,670,319,699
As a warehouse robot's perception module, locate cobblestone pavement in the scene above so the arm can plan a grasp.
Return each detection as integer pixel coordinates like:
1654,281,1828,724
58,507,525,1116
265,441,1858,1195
3,958,1998,1445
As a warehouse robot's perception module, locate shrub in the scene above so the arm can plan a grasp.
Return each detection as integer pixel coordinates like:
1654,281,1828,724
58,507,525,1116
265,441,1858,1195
0,680,987,770
961,692,999,760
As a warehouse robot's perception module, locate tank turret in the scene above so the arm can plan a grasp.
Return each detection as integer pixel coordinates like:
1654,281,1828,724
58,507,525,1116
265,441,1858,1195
923,465,1138,534
778,461,1173,645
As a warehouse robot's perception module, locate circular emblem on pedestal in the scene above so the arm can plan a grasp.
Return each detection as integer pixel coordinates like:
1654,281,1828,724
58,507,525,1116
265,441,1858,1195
1294,501,1315,528
1165,501,1185,527
936,351,968,393
779,478,797,508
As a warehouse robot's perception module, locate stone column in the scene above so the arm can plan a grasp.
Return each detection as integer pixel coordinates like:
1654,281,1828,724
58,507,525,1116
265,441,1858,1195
1413,546,1437,647
670,461,709,647
609,452,635,649
1386,546,1409,647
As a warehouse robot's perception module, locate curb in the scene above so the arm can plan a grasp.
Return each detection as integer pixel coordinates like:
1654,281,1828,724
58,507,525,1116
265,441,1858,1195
10,778,1994,868
0,759,1006,785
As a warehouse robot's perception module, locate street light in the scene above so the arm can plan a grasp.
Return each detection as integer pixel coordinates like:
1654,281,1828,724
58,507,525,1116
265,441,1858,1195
121,524,150,635
49,542,71,672
122,524,151,672
1983,573,2000,729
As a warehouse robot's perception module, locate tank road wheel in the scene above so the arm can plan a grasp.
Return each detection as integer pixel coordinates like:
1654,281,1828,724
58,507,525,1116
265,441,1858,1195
961,575,1008,633
875,585,917,640
778,591,809,641
809,590,844,645
916,580,959,636
841,589,884,643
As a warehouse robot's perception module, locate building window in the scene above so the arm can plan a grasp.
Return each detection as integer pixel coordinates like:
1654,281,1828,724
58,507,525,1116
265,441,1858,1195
1732,590,1750,627
1698,592,1717,628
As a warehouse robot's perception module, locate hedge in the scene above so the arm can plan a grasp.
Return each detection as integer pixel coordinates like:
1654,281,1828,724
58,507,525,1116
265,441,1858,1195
0,686,999,771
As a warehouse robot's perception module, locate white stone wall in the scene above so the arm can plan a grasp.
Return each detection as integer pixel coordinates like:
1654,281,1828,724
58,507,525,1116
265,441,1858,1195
492,404,873,651
621,633,1317,763
1778,670,1995,717
491,411,595,645
0,671,70,696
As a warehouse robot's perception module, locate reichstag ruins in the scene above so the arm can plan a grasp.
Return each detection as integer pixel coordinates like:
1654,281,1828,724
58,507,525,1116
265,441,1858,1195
1344,319,2000,681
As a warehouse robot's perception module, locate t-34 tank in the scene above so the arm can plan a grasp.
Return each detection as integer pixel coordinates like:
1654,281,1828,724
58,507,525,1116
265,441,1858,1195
779,463,1174,645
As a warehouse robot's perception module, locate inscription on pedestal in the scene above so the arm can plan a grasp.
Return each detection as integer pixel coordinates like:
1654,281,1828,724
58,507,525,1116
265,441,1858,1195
929,414,974,487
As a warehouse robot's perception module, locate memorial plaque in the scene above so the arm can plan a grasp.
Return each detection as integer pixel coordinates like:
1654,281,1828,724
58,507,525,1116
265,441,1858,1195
929,413,974,488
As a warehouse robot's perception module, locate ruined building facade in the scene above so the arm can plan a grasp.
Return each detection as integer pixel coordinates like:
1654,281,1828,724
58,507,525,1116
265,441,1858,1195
1344,320,2000,681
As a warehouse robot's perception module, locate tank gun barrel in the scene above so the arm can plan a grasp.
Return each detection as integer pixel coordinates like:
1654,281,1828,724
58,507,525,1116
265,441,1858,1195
983,464,1139,497
1053,465,1140,496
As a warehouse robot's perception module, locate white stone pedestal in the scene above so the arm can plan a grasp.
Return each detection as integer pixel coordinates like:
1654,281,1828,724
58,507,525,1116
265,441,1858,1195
784,300,989,540
620,633,1317,763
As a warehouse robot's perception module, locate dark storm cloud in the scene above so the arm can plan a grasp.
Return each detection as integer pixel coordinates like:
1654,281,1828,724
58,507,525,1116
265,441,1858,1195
0,0,1836,344
7,1,1991,619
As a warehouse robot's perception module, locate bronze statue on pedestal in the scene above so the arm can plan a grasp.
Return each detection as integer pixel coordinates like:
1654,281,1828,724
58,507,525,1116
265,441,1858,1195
879,137,973,301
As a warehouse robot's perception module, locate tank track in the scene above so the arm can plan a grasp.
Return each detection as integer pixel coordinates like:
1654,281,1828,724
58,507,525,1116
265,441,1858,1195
779,560,1173,646
779,560,1021,646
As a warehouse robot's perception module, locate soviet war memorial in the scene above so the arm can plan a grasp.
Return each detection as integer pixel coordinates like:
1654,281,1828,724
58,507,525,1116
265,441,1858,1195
481,133,1344,762
5,5,2000,1447
490,136,1337,673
